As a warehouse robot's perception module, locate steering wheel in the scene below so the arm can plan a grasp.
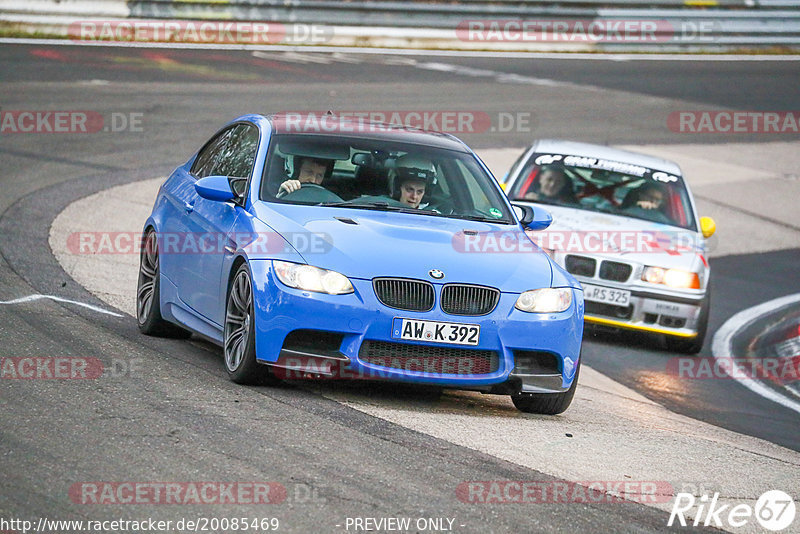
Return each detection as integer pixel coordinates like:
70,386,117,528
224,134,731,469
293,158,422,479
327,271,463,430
276,182,326,199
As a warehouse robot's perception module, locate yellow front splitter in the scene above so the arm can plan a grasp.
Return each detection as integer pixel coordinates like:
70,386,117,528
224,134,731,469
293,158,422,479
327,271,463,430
584,316,698,338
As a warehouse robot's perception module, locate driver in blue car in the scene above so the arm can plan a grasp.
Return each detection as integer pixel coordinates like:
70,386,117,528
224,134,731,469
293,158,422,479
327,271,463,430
278,156,333,197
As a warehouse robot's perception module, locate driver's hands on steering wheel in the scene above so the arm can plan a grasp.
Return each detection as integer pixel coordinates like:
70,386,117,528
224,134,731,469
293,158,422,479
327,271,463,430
278,179,302,197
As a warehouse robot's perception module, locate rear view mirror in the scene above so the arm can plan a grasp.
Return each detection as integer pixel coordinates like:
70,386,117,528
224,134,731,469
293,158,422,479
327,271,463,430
351,153,374,166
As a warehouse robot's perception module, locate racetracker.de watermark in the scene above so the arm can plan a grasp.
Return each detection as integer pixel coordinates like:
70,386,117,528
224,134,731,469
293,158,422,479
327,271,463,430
272,111,533,134
0,357,142,379
667,356,800,384
69,482,287,505
67,231,333,255
668,111,800,133
0,110,142,134
271,355,483,380
456,19,719,43
452,230,701,255
68,20,332,44
456,481,674,504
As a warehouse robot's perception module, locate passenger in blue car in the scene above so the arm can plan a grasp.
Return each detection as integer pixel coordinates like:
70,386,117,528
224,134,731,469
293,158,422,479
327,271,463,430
277,155,334,197
393,154,435,209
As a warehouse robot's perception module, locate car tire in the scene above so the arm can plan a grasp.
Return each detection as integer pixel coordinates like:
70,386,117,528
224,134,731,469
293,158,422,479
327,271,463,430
665,287,710,355
136,229,192,338
511,361,580,415
224,263,276,385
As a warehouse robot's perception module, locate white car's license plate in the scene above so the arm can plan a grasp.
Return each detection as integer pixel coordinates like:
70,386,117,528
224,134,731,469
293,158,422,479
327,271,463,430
391,318,480,346
582,284,631,306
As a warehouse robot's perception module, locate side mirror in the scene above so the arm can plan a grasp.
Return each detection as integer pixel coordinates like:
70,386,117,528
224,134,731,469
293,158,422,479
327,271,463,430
512,203,552,231
700,216,716,238
195,175,237,202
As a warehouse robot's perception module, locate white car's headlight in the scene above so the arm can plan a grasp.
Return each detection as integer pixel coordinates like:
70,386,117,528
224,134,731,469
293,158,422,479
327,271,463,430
273,260,354,295
642,266,700,289
515,288,572,313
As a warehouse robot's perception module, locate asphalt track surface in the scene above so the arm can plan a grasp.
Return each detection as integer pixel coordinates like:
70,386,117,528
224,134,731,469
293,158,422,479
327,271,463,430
1,43,799,532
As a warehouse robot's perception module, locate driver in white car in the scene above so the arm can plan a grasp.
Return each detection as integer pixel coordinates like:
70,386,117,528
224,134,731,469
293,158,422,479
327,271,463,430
278,156,333,196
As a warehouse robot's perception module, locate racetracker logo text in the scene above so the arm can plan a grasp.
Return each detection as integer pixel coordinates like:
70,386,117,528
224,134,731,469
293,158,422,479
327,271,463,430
69,482,287,505
271,356,480,380
273,111,497,134
456,481,673,503
667,356,800,384
668,111,800,133
67,231,332,255
456,19,719,43
0,111,142,134
68,21,332,44
452,230,700,255
0,357,104,379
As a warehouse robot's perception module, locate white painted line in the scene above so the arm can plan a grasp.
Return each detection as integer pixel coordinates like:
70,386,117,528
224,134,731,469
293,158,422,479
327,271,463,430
0,294,123,317
711,293,800,416
2,38,800,60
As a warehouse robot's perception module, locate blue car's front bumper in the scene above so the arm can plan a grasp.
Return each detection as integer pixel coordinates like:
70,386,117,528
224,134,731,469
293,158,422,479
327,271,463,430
249,260,583,394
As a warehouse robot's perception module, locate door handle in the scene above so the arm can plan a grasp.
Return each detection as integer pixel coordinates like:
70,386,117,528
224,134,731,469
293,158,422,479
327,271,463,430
184,201,194,213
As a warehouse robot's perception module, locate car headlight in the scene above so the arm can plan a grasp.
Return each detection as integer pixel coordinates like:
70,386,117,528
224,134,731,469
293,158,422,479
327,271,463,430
641,266,700,289
273,260,354,295
515,288,572,313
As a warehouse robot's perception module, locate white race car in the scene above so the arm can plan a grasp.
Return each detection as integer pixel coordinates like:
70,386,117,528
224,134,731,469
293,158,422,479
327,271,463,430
503,140,716,353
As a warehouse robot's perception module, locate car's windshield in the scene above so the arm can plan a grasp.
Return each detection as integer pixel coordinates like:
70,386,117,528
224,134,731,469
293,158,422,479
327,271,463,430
508,152,697,230
260,134,514,224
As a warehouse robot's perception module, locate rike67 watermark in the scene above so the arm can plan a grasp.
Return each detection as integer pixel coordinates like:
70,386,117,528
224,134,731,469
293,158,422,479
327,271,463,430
669,490,796,531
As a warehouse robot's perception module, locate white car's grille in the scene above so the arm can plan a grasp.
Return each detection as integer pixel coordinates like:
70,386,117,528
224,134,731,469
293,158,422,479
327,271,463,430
565,255,596,277
565,255,633,283
599,261,632,282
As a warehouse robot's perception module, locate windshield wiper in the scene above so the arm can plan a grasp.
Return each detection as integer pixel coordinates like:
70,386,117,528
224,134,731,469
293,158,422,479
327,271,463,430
321,201,410,212
455,214,510,224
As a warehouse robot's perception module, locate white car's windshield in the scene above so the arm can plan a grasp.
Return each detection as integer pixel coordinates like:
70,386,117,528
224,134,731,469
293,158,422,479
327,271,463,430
508,153,697,230
261,134,514,224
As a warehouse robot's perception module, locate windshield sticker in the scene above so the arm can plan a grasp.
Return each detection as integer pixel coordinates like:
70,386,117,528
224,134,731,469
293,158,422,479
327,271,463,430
488,207,503,218
562,156,648,177
534,153,681,182
534,154,564,165
652,171,679,183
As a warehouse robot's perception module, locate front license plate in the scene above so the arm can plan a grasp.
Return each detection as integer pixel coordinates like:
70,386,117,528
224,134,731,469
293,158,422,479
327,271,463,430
582,284,631,306
391,318,480,346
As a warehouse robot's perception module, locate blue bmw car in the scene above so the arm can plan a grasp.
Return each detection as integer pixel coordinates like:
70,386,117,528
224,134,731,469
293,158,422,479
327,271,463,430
137,114,584,414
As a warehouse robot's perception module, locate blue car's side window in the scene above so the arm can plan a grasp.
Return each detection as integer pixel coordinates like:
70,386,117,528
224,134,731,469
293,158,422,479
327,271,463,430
191,127,234,179
215,124,259,180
